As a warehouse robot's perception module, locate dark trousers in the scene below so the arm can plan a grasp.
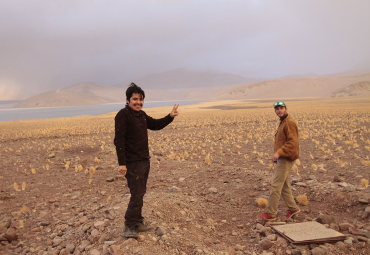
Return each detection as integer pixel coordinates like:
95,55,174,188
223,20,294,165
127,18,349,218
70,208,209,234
124,159,150,227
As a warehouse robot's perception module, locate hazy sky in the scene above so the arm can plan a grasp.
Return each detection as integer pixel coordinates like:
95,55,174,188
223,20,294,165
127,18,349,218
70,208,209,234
1,0,369,100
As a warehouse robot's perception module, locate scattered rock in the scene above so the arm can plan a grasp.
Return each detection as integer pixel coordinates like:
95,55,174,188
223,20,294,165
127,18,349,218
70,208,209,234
155,227,166,236
359,193,370,204
167,186,181,193
259,238,273,250
94,221,105,228
65,243,75,253
267,234,277,241
52,237,64,247
79,216,89,224
308,175,317,180
333,176,344,182
59,248,71,255
90,249,101,255
91,229,100,237
122,238,138,247
338,222,353,231
110,245,124,255
4,227,17,241
335,241,346,250
114,175,125,181
316,214,337,225
291,176,303,183
311,247,326,255
344,184,356,192
276,236,289,247
329,223,339,231
78,240,91,252
40,221,50,226
294,182,307,187
106,177,115,182
344,238,353,248
208,187,218,193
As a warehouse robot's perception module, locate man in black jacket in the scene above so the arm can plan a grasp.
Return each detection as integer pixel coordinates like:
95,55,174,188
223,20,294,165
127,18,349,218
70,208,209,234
114,83,179,238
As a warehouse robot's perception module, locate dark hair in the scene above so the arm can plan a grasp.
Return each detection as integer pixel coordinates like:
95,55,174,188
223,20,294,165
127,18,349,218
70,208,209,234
126,82,145,101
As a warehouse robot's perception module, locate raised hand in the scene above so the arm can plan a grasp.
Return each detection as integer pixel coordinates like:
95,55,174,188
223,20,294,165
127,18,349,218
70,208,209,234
170,104,179,117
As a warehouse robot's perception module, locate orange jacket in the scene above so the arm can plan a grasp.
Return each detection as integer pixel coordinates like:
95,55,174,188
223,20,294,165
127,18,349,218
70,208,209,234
274,115,299,161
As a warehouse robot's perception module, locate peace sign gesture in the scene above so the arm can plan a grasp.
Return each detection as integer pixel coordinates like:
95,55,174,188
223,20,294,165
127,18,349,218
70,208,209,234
170,104,179,118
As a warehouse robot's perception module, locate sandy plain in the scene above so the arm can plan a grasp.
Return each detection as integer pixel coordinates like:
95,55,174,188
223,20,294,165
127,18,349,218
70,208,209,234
1,97,370,255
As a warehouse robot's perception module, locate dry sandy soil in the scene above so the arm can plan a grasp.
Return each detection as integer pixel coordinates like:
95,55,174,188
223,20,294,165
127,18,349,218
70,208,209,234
1,97,370,255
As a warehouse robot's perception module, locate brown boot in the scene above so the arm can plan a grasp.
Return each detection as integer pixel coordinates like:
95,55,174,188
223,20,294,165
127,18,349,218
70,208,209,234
135,222,154,232
122,226,138,238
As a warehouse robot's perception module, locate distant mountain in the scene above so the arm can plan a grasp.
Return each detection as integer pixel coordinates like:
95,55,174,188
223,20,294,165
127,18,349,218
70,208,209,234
183,72,370,100
279,73,318,79
14,72,370,108
115,68,263,89
15,82,125,108
331,81,370,97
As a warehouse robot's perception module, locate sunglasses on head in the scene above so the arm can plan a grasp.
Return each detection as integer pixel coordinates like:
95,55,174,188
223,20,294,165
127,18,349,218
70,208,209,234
274,101,286,107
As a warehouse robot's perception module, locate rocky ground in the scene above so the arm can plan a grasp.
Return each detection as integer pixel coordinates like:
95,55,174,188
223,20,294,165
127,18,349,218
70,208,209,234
0,97,370,255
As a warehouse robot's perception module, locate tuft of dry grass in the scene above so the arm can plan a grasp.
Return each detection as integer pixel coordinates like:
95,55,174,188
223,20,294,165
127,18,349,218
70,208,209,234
291,164,299,174
20,205,30,214
168,154,176,160
256,197,268,207
360,178,369,188
75,164,83,172
13,182,20,191
89,166,96,175
361,161,370,166
204,154,211,165
296,194,309,205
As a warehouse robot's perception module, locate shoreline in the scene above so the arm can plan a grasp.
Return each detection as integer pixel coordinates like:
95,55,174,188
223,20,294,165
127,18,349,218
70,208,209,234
1,96,369,123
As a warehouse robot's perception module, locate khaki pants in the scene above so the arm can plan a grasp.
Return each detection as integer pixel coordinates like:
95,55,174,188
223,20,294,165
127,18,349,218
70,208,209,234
267,158,298,217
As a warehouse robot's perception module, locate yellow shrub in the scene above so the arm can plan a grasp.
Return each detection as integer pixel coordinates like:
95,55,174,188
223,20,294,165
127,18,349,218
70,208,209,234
256,197,268,207
296,194,309,205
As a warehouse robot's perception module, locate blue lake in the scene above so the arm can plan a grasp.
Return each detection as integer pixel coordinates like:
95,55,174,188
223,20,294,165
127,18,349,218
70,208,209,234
0,100,201,122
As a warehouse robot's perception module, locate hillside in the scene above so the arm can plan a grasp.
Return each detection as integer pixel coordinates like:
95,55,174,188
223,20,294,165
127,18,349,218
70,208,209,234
14,72,370,108
184,72,370,100
331,81,370,97
15,83,125,108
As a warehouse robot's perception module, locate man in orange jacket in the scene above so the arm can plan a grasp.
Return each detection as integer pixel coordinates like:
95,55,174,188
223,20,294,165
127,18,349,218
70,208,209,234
257,101,300,221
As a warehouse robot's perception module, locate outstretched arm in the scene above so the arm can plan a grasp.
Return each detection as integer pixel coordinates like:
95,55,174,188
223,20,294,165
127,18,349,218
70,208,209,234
146,104,179,130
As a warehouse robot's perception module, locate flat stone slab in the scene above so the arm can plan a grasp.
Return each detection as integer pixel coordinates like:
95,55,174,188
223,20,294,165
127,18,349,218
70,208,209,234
272,221,345,244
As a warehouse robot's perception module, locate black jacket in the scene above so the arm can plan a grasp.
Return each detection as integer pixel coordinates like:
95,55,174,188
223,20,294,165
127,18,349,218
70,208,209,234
114,105,174,165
